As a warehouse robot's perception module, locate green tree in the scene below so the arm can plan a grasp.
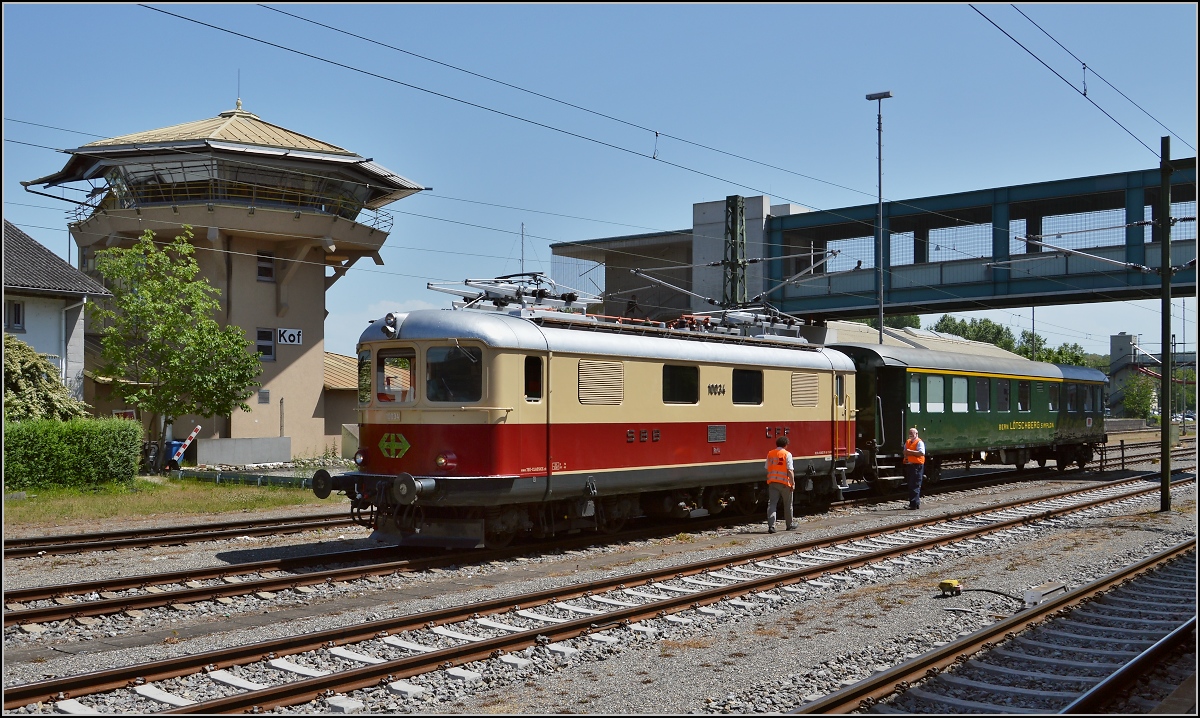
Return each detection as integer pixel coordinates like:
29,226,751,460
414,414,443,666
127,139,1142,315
1121,373,1156,420
931,315,1016,351
89,226,262,458
3,333,91,422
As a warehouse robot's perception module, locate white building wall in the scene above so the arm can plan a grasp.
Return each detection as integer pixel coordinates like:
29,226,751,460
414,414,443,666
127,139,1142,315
10,294,65,370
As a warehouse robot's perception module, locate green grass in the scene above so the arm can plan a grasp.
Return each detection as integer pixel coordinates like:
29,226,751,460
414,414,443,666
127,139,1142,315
3,477,338,530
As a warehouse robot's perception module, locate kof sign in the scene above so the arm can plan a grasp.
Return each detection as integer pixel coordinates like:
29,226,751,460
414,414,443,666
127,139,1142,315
277,328,303,345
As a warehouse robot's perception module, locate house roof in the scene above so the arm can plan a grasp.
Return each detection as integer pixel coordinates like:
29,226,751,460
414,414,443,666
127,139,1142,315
325,351,358,391
3,220,111,298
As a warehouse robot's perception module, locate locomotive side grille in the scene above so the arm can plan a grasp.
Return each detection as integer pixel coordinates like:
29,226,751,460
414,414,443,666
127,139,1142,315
791,371,819,407
578,359,624,405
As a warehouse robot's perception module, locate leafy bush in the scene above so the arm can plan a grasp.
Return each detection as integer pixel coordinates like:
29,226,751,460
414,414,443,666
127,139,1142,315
3,418,142,490
3,333,91,422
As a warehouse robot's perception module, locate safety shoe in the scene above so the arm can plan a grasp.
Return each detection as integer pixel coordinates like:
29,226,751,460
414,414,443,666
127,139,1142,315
786,524,798,531
768,527,777,534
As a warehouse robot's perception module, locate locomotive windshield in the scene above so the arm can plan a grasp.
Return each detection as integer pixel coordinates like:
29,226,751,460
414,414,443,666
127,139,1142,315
377,348,415,404
427,345,483,402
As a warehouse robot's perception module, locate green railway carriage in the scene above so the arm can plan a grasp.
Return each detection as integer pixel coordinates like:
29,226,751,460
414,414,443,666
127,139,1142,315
831,343,1107,486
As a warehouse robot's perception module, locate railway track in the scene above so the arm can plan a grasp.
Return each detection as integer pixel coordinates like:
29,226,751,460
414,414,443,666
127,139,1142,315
1,472,1153,627
7,441,1186,561
792,539,1196,714
4,473,1189,713
2,512,359,559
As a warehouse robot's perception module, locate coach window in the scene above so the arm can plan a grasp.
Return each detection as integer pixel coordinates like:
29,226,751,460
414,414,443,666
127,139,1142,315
974,377,990,412
1066,384,1078,412
951,376,968,413
733,369,763,405
663,365,699,404
377,348,415,403
1017,380,1031,412
427,345,483,403
357,350,372,405
927,375,944,413
1083,384,1094,413
909,375,920,414
524,356,542,401
1048,383,1059,411
997,379,1011,412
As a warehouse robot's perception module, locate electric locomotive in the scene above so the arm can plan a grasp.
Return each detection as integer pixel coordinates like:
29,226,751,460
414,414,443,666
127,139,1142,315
313,277,857,548
833,341,1107,487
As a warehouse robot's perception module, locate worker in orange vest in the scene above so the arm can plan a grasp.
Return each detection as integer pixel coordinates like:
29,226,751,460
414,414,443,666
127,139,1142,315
765,436,797,533
904,426,926,510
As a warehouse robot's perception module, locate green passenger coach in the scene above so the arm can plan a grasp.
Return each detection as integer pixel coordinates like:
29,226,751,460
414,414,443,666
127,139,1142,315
832,343,1107,488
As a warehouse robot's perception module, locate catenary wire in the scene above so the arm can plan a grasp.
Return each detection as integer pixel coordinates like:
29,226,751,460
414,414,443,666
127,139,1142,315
1009,4,1195,153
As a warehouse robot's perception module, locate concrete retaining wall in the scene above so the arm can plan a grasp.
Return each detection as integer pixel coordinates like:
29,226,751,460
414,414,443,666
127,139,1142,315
196,437,292,466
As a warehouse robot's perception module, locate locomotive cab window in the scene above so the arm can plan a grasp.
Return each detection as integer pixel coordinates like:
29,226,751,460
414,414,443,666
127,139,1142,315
524,356,542,401
663,365,699,404
732,369,763,405
909,375,920,413
377,348,415,404
1017,380,1031,412
357,350,372,405
951,376,968,413
835,374,845,407
974,377,990,412
427,345,483,403
997,379,1011,412
926,375,944,413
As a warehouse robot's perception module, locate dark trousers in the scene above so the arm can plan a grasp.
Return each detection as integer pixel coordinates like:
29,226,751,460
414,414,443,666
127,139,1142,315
904,462,924,508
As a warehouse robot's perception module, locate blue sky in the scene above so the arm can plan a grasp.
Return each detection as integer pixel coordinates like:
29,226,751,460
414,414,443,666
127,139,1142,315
3,3,1195,358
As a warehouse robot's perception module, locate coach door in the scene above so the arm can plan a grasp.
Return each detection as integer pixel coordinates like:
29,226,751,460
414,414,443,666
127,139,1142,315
833,373,850,458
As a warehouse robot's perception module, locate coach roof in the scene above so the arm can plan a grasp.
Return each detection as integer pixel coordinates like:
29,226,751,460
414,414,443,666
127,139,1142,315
830,342,1106,382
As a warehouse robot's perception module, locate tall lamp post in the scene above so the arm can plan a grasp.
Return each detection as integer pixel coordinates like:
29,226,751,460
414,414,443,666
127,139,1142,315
866,91,892,345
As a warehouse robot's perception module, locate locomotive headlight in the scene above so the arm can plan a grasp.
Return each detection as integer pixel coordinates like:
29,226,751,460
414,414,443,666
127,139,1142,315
435,452,458,470
354,448,367,466
383,313,398,337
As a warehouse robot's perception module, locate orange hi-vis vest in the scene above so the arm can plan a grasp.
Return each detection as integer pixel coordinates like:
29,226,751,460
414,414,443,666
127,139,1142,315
766,448,793,487
905,437,925,464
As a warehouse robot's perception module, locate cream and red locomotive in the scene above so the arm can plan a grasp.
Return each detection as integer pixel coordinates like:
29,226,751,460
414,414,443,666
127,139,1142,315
313,277,857,547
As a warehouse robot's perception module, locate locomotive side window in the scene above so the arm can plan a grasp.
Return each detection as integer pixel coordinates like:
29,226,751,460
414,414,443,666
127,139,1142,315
1067,384,1078,412
909,375,920,414
1017,380,1031,412
377,348,415,404
1048,383,1059,411
997,379,1011,412
974,377,990,412
834,374,845,407
951,376,968,413
663,365,699,404
524,356,542,401
426,345,483,403
733,369,763,405
926,375,944,413
358,350,372,405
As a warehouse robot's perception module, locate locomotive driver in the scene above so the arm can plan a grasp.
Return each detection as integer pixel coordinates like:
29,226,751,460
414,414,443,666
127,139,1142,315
765,436,797,533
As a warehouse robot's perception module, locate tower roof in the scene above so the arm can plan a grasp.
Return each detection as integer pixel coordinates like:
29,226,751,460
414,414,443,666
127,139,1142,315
80,100,354,155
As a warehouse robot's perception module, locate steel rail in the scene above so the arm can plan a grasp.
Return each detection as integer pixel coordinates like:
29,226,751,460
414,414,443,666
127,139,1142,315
3,515,361,559
4,476,1187,711
2,474,1158,626
1059,616,1197,713
792,539,1197,714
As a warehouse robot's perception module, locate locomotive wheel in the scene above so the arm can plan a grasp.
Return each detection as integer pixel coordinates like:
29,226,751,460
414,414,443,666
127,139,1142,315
734,484,763,516
483,529,516,550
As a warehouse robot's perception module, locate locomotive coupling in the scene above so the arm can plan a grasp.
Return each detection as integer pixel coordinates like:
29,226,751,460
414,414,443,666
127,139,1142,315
391,473,437,505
